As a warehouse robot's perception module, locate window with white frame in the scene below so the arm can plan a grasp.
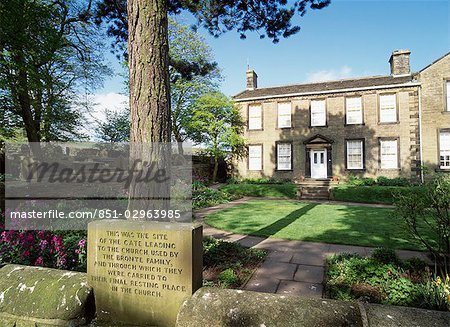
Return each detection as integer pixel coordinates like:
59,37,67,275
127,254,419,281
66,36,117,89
311,100,326,126
277,102,291,128
346,140,364,169
446,81,450,111
346,97,363,125
248,145,262,170
380,139,398,169
248,104,262,130
379,94,397,123
440,131,450,169
277,143,292,170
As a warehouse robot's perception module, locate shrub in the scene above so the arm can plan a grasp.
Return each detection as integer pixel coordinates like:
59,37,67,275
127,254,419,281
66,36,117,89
218,268,239,287
331,185,425,204
219,183,297,198
415,276,450,311
377,176,410,187
372,247,400,265
0,229,87,271
192,188,239,209
395,174,450,274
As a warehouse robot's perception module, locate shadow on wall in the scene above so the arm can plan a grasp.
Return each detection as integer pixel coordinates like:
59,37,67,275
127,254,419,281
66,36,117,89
248,100,421,181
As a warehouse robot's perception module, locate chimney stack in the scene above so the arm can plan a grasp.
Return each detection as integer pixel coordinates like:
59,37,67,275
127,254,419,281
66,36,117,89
246,69,258,90
389,50,411,76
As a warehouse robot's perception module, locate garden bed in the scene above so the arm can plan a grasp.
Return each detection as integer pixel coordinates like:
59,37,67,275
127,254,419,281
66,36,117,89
325,249,449,311
202,236,267,288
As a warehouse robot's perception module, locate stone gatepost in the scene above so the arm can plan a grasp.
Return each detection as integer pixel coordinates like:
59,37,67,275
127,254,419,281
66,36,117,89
87,220,202,327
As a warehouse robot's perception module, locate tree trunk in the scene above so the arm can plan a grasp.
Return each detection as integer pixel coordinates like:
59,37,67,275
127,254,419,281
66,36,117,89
127,0,171,214
128,0,171,144
212,155,219,183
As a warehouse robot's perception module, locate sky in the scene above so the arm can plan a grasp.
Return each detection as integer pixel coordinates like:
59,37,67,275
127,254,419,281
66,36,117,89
92,0,450,121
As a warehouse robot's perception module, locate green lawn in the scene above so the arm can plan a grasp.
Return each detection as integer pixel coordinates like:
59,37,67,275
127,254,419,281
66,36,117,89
205,200,435,251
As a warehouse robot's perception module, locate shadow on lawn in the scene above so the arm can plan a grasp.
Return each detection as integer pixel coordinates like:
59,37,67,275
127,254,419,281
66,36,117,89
237,203,318,248
233,201,433,251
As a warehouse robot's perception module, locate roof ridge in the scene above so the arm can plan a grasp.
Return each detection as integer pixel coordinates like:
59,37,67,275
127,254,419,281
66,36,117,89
246,74,405,92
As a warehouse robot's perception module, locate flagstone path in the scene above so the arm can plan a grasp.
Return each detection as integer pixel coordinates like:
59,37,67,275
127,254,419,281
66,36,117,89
194,198,431,298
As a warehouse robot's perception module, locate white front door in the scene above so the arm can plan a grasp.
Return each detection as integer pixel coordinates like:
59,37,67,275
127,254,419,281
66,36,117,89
311,150,327,179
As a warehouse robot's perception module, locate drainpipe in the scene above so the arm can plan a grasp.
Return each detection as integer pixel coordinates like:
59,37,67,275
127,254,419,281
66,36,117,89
418,85,424,183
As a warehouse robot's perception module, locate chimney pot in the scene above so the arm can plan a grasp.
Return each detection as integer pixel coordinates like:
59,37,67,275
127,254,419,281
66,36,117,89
246,70,258,90
389,49,411,76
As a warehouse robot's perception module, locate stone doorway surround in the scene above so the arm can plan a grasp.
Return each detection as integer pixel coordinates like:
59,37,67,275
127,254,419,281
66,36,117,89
304,134,334,179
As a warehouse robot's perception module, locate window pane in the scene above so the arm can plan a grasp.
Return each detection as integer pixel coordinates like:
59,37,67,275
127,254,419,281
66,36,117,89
440,132,450,168
277,143,291,170
249,145,262,170
380,140,398,169
346,97,362,124
278,103,291,128
380,94,397,123
311,100,326,126
248,105,262,130
347,140,363,169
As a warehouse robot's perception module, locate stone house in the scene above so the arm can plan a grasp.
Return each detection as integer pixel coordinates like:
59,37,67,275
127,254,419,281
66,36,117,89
233,50,450,182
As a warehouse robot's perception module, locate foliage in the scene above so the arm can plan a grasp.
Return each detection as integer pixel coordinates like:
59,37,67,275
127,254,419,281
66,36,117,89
188,92,245,182
325,253,449,311
331,185,425,204
95,0,331,60
97,109,130,142
220,183,297,199
227,177,292,184
347,175,411,187
415,276,450,311
217,268,239,288
0,0,110,143
395,175,450,274
0,227,87,272
372,247,400,265
96,19,220,148
377,176,410,187
192,187,240,209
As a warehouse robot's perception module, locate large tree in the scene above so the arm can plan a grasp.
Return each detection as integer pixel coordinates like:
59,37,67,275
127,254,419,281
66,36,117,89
96,0,331,144
96,18,219,152
188,92,245,182
99,0,330,210
0,0,109,149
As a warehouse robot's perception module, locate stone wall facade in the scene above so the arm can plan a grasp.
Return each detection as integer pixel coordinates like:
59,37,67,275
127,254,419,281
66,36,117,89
416,54,450,175
233,52,450,182
235,86,421,181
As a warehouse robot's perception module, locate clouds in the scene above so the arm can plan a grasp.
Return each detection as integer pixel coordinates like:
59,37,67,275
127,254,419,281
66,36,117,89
305,66,353,83
92,92,128,122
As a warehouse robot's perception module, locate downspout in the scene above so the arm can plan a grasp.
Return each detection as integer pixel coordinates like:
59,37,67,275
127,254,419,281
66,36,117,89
418,85,424,183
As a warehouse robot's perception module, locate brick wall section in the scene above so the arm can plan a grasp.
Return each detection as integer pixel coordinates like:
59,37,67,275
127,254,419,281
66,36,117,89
235,86,421,180
416,54,450,173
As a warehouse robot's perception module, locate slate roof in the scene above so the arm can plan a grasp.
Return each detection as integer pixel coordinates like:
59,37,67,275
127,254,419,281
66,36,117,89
233,75,416,101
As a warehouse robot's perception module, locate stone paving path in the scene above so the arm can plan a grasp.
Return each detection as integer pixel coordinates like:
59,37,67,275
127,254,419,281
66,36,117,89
195,198,431,299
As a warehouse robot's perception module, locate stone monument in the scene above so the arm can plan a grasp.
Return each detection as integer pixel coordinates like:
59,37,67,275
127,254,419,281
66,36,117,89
87,219,202,327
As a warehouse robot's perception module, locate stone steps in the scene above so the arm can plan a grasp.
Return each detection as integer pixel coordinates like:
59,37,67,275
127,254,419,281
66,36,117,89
296,179,334,200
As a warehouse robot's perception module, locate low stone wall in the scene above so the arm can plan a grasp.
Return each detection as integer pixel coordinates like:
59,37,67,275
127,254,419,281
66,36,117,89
176,288,450,327
0,264,94,327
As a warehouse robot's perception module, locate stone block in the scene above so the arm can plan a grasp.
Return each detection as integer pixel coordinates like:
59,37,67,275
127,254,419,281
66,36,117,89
87,220,202,327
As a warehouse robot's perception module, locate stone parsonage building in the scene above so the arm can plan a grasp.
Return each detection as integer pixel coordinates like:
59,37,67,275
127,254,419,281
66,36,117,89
233,50,450,181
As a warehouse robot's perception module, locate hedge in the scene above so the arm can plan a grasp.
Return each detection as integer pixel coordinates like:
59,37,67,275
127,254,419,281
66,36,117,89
331,185,426,205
